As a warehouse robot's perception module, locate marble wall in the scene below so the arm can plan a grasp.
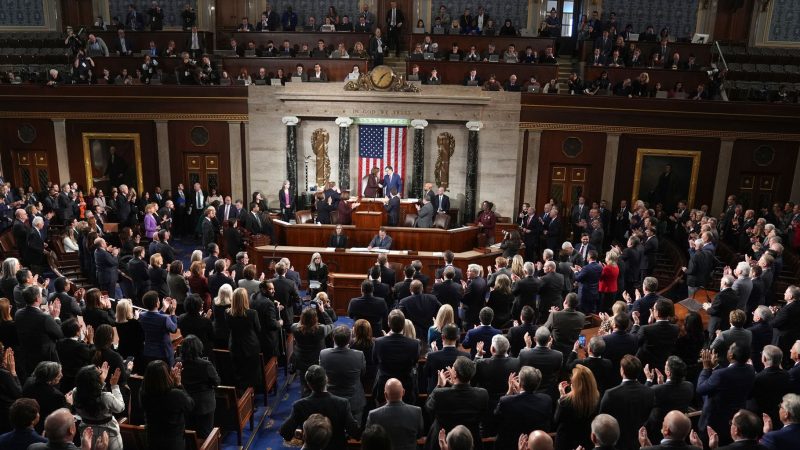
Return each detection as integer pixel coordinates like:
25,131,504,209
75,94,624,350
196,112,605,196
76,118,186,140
248,83,522,217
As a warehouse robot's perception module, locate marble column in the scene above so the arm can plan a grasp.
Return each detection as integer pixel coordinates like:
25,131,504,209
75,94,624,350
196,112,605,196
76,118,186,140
51,119,70,184
524,130,542,205
228,121,244,201
335,117,353,191
154,121,171,189
601,133,621,203
713,138,735,215
464,121,483,223
410,119,428,198
281,116,301,207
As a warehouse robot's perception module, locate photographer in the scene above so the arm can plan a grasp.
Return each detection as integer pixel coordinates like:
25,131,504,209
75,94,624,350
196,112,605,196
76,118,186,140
500,229,522,259
290,300,333,396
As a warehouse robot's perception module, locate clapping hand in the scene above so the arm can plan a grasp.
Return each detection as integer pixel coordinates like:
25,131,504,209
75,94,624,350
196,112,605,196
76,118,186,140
98,361,110,382
430,341,438,352
523,332,532,349
171,362,183,386
48,298,61,319
622,291,632,304
517,433,529,450
109,368,121,387
700,349,715,370
763,413,773,435
2,348,15,376
632,310,641,326
558,380,569,397
475,341,485,357
638,426,652,447
506,372,520,395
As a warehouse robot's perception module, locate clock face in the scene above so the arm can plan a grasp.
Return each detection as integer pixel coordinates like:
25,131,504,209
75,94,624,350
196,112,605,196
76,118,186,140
369,65,394,89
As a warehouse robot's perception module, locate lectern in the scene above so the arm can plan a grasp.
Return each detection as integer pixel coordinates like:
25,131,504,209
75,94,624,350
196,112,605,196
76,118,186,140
353,211,384,229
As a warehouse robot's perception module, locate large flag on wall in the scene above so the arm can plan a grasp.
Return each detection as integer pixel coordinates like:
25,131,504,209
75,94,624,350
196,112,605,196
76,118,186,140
358,125,407,194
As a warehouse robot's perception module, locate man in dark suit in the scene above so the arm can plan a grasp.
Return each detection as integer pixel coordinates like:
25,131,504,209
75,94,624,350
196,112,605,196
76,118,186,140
365,378,424,450
543,293,585,360
575,250,603,314
414,197,434,228
385,189,400,226
385,1,405,56
319,325,367,423
279,365,361,448
26,217,48,272
566,336,615,395
270,262,299,331
571,197,590,242
200,207,216,250
643,356,695,444
519,326,563,400
411,260,429,290
56,187,74,224
594,30,613,56
629,276,662,325
511,262,540,320
603,313,640,385
432,187,450,213
248,281,281,359
634,299,679,370
48,277,82,322
12,209,30,265
473,335,521,436
747,345,791,430
426,356,489,450
433,267,463,325
398,280,441,339
155,230,175,265
748,305,775,371
620,236,642,296
207,259,234,298
241,202,263,235
126,246,149,303
184,26,205,59
461,264,487,330
393,266,415,303
641,228,659,279
462,307,501,359
697,344,756,446
600,355,655,450
424,323,469,390
376,254,396,288
508,306,537,358
761,393,800,450
216,196,239,223
435,250,463,283
704,276,740,337
15,285,63,377
94,238,119,298
697,409,769,450
771,286,800,367
260,6,280,31
494,366,553,450
201,245,219,279
348,280,388,337
639,410,700,450
115,184,132,226
368,228,392,250
373,310,420,404
519,203,540,262
125,4,144,30
544,208,562,253
368,266,393,311
711,310,752,367
685,238,714,299
537,261,564,321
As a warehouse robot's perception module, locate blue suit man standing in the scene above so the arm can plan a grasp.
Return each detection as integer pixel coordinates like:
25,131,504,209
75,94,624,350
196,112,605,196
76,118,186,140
574,250,602,313
761,393,800,450
382,166,402,198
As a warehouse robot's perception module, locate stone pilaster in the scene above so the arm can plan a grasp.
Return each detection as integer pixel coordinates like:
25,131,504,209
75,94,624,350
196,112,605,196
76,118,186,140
335,117,353,191
464,121,483,223
281,116,300,207
410,119,429,198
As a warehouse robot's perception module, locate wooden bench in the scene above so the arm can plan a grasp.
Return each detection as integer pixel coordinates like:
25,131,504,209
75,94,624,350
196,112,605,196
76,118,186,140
212,348,277,404
214,385,255,446
119,418,222,450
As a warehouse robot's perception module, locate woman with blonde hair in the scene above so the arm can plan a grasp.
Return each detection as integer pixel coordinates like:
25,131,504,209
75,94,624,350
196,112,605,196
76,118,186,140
148,253,168,298
307,252,329,293
227,287,262,389
143,203,159,239
114,299,143,365
553,364,600,450
510,254,525,279
487,274,514,328
427,304,455,349
402,319,416,339
212,284,233,349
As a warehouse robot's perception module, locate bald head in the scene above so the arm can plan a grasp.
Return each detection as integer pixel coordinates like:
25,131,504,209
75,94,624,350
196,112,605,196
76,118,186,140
384,378,404,402
527,430,553,450
662,410,692,440
43,408,75,444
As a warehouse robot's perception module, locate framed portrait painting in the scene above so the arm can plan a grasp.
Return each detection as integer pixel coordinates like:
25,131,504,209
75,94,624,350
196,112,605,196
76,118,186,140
632,149,701,212
82,133,143,194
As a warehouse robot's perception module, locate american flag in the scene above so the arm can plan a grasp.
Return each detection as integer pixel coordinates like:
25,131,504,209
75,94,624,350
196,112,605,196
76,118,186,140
358,125,407,195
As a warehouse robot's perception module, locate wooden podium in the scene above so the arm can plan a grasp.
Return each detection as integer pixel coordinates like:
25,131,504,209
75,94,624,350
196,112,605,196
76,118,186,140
328,273,368,314
353,211,384,229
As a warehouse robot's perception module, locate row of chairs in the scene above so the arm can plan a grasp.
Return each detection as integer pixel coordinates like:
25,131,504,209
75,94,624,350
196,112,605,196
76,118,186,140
725,80,800,102
719,44,800,64
726,62,800,83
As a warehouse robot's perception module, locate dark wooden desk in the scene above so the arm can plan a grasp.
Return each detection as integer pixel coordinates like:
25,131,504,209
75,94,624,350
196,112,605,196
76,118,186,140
410,34,555,55
353,211,383,229
328,273,368,314
95,31,214,55
220,57,367,82
272,221,481,252
231,31,372,53
251,246,503,314
584,66,711,91
578,40,713,65
407,60,559,85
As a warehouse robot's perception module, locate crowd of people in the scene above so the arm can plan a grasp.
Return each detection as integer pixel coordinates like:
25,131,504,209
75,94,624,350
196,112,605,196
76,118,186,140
0,167,800,450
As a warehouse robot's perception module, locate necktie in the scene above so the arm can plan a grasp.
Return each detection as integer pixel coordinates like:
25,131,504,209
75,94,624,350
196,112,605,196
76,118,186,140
224,205,229,220
391,10,396,26
193,34,198,49
121,39,127,53
285,191,290,206
255,213,261,228
196,193,201,209
438,196,443,211
151,48,156,56
581,244,586,259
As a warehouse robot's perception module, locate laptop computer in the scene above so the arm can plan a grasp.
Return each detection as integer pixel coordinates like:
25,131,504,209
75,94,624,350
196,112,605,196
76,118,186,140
466,80,479,86
233,79,246,86
406,74,420,81
448,54,460,61
245,49,256,57
423,52,434,60
629,33,640,42
253,79,267,85
488,54,499,62
291,76,303,83
409,53,423,60
413,27,425,34
270,78,282,85
655,91,668,99
526,85,539,93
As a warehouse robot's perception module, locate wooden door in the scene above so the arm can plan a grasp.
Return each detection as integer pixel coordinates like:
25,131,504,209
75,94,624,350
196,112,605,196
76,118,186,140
185,154,220,191
60,0,94,30
14,150,50,193
215,0,249,28
714,0,754,43
738,173,778,211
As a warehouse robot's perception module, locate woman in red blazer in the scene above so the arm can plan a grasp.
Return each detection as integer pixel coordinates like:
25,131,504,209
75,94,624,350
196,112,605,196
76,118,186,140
598,250,620,313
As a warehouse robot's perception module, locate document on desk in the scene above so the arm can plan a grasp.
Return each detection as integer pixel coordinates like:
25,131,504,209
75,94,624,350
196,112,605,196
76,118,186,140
350,247,370,252
371,248,390,254
432,252,444,257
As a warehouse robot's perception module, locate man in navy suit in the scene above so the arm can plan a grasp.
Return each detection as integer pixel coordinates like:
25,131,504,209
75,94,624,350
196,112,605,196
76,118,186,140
704,276,740,337
94,237,119,298
373,310,420,404
494,366,553,450
138,291,178,367
433,267,463,324
368,227,392,250
348,280,388,337
603,313,640,385
460,264,487,330
600,355,655,450
575,233,596,265
432,186,450,213
382,166,402,198
435,250,463,283
575,250,603,313
761,393,800,450
697,344,756,446
462,307,501,358
385,188,401,226
771,286,800,368
15,285,63,377
398,280,441,339
544,208,562,253
519,326,563,401
424,324,470,393
369,266,393,311
216,196,239,223
627,276,662,325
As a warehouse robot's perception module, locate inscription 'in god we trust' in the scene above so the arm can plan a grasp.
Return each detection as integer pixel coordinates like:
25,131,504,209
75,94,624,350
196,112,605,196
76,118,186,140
347,108,414,117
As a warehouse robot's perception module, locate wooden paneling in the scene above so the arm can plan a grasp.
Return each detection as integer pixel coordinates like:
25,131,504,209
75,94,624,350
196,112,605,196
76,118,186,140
536,131,607,211
584,67,710,92
65,121,159,194
613,135,720,210
168,122,232,197
230,31,372,51
725,139,799,211
221,57,367,82
408,60,559,85
0,119,58,188
714,0,755,43
409,34,556,54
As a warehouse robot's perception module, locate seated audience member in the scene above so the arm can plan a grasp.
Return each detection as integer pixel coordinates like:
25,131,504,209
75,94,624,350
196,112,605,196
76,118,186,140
365,378,424,450
237,17,254,32
308,64,327,82
523,75,541,92
464,45,480,62
482,43,499,61
368,227,392,250
499,19,516,36
541,47,557,63
502,44,519,63
311,40,329,58
330,43,349,59
338,15,353,31
503,74,521,92
483,74,503,91
279,365,361,447
521,46,537,63
426,356,489,448
425,68,442,85
447,43,463,61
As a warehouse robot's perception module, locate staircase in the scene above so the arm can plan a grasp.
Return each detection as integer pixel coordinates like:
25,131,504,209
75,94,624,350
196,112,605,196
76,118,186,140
556,55,578,86
384,53,408,78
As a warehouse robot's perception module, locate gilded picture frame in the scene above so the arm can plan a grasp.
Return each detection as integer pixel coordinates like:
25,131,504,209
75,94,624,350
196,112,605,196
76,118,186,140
82,132,143,194
632,148,701,210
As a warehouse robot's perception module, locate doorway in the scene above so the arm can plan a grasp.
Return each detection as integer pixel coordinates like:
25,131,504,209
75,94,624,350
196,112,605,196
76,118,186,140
185,154,220,192
549,165,588,212
12,150,50,193
737,173,779,212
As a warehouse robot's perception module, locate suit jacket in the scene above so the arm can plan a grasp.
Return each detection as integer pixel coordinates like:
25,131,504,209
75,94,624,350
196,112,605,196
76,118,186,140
216,204,239,223
636,320,679,369
394,279,413,302
567,355,614,395
374,333,419,390
319,347,367,416
15,306,63,375
278,391,360,449
733,277,753,311
686,249,714,288
494,391,552,450
426,384,489,450
640,442,701,450
697,363,756,436
348,295,388,337
379,265,396,288
399,293,441,339
94,248,119,286
761,423,800,450
328,233,348,248
462,325,501,358
184,33,206,53
646,380,694,439
208,272,233,298
432,194,450,212
416,202,434,228
538,272,564,313
139,310,178,366
201,217,216,248
507,323,537,357
621,246,642,284
717,440,768,450
12,220,30,259
366,401,424,450
518,346,563,397
546,216,562,250
600,380,656,450
435,265,463,283
771,301,800,353
511,276,540,316
632,293,661,325
748,366,791,429
641,236,659,271
708,288,740,334
424,346,470,393
26,228,46,266
603,331,639,384
385,195,400,226
461,276,488,324
432,279,463,315
711,327,752,364
113,36,136,54
543,309,585,355
368,234,392,249
575,262,602,310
